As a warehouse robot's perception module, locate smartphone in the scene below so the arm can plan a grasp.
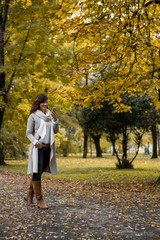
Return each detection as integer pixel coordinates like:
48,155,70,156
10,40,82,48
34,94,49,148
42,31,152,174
52,107,56,112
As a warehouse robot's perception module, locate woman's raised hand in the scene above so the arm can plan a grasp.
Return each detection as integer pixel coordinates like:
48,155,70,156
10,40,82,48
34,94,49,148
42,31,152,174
51,109,57,121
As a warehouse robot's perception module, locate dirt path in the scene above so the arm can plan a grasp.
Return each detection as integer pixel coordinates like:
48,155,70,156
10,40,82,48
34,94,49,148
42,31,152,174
0,172,160,239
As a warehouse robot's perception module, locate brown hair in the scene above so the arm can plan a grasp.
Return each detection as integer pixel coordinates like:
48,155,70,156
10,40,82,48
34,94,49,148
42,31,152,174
30,93,48,114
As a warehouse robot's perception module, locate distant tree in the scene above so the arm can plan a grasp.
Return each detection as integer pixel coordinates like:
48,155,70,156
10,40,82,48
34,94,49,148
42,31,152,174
102,93,158,168
76,107,104,157
149,109,160,159
76,107,88,158
76,92,159,163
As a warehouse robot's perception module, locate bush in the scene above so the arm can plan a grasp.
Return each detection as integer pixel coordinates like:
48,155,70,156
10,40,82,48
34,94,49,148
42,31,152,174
1,128,27,159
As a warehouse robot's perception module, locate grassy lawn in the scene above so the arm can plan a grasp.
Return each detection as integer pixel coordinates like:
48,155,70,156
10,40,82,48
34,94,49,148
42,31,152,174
0,154,160,184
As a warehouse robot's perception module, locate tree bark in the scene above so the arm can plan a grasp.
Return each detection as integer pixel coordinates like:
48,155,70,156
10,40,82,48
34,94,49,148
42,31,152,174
91,134,102,157
111,139,121,165
0,0,10,165
151,124,158,159
89,139,92,157
112,146,116,156
121,126,128,166
0,72,7,128
0,138,5,165
83,130,88,158
157,130,160,156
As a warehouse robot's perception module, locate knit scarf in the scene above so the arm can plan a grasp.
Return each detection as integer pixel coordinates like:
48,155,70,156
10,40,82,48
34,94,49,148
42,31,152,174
35,109,52,121
35,109,52,139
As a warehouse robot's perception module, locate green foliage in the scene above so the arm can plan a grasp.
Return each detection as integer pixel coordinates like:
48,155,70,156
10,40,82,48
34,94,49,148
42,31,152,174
76,93,160,167
57,138,78,157
104,93,160,168
76,106,104,134
1,127,27,159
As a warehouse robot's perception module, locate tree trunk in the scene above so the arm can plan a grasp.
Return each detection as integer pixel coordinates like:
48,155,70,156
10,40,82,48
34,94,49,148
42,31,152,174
0,149,5,165
91,134,102,157
0,133,5,165
83,130,88,158
111,139,121,166
156,118,160,182
0,73,6,128
157,130,160,156
155,176,160,184
0,0,10,165
151,124,158,159
121,126,128,167
112,146,116,156
90,139,92,157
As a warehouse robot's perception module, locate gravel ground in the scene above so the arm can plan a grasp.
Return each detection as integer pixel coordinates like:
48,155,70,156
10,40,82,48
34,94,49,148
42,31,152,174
0,172,160,240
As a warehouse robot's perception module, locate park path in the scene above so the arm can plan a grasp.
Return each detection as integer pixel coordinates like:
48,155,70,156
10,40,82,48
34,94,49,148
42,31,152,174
0,171,160,240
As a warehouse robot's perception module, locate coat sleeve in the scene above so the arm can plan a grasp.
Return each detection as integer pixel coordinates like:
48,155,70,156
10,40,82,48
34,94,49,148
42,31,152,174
26,114,38,145
52,119,59,134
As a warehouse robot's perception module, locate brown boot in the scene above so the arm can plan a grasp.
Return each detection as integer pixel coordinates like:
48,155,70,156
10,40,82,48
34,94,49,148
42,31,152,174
32,180,48,209
24,178,35,207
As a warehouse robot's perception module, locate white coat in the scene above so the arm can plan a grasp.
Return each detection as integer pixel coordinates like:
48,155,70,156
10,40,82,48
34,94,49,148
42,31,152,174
26,112,59,175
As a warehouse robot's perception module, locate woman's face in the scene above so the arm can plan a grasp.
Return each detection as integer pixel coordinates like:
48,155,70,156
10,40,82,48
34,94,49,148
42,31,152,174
40,99,48,113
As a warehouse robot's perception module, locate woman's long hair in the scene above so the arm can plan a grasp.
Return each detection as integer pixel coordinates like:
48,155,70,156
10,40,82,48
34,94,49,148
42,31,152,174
30,93,48,114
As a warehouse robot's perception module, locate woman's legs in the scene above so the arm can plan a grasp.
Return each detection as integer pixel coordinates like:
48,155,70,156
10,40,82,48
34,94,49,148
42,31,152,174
32,147,50,209
32,147,50,181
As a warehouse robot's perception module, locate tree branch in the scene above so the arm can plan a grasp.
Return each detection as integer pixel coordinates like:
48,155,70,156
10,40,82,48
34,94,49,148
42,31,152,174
2,0,10,32
144,0,160,7
6,26,31,94
130,130,145,164
0,0,2,26
3,35,10,46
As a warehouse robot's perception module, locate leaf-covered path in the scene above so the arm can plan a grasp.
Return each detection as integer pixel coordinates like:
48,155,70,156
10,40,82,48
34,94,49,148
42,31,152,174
0,172,160,240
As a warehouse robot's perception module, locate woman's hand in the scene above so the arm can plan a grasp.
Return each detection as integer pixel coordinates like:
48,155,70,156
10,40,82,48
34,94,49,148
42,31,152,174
35,142,43,149
51,110,57,121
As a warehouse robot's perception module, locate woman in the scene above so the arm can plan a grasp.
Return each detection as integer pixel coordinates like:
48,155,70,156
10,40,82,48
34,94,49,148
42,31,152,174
25,93,59,209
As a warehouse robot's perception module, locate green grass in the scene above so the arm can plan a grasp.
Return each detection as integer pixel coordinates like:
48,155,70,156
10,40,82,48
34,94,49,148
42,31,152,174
0,155,160,184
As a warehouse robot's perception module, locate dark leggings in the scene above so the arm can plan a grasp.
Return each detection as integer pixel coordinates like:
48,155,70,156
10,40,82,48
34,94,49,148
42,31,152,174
32,147,50,181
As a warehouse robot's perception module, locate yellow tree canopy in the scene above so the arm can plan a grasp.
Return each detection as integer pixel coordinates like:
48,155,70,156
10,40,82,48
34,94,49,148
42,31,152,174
0,0,73,122
0,0,73,147
51,0,160,111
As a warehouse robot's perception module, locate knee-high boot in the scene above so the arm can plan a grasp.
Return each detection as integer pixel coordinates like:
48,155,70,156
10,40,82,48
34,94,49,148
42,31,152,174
32,180,48,209
24,178,35,207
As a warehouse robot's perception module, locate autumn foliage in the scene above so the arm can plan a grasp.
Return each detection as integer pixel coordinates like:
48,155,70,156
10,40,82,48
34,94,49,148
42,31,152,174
52,0,160,110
